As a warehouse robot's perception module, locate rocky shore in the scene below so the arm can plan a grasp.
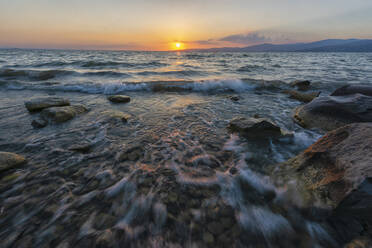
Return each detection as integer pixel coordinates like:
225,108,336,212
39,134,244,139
1,81,372,247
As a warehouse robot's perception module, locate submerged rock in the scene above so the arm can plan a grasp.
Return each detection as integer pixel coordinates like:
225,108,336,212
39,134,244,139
230,95,240,101
0,152,26,173
290,80,311,91
284,90,320,103
25,97,70,112
276,123,372,243
227,117,291,139
31,118,48,128
331,84,372,97
100,110,130,124
107,95,131,103
40,105,88,123
293,94,372,131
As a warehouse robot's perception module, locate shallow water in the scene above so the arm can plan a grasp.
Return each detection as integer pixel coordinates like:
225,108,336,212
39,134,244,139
1,50,372,247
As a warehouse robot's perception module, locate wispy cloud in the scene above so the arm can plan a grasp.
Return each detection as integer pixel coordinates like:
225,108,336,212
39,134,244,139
219,32,271,44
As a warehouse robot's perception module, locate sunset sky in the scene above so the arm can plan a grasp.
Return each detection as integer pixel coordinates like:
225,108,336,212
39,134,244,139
1,0,372,51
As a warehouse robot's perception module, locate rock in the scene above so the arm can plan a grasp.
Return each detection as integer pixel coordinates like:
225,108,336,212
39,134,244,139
284,90,320,103
31,118,48,128
345,236,372,248
25,97,70,112
117,144,144,162
203,232,214,244
0,152,27,173
276,123,372,243
290,80,311,91
277,123,372,208
227,117,291,139
293,94,372,131
40,105,88,123
107,95,131,103
69,142,92,153
230,95,240,101
100,110,130,123
96,229,114,248
331,85,372,97
207,222,225,235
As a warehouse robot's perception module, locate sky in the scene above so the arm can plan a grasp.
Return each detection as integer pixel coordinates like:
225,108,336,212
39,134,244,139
0,0,372,51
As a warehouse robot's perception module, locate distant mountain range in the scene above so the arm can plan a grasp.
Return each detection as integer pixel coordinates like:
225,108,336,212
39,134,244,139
186,39,372,52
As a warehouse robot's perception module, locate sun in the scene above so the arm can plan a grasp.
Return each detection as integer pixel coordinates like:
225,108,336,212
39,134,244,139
172,42,184,50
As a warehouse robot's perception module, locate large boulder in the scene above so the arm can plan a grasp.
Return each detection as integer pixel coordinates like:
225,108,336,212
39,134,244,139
275,123,372,243
293,94,372,131
40,105,88,123
0,152,27,173
25,97,70,112
227,117,291,139
107,95,131,103
331,85,372,97
284,90,320,103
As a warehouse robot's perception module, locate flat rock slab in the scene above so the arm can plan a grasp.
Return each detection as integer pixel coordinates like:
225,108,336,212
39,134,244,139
227,117,290,139
0,152,26,173
107,95,131,103
25,97,70,112
41,105,88,123
293,94,372,131
331,84,372,97
284,90,320,103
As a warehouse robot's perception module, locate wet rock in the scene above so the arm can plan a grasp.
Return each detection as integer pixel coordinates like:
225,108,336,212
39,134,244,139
276,123,372,243
100,110,130,124
0,152,27,173
345,236,372,248
293,94,372,131
207,221,224,235
94,214,116,230
331,84,372,97
25,97,70,112
284,90,320,103
31,118,48,128
96,230,114,248
228,117,291,139
291,80,311,91
107,95,131,103
69,142,92,153
117,145,144,162
41,105,88,123
230,95,240,101
203,232,214,244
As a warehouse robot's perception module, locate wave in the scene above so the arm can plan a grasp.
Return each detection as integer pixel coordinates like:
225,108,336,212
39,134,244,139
0,69,74,81
4,60,168,69
1,79,257,94
237,64,265,72
0,68,131,80
136,70,205,77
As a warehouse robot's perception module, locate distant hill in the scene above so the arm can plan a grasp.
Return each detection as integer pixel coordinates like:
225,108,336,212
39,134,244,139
186,39,372,52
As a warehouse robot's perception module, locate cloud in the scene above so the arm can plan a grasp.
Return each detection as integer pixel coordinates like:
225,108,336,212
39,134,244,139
219,32,271,44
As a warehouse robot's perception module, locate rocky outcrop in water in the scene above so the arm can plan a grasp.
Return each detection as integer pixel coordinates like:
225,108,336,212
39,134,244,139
40,105,88,123
228,117,291,139
331,84,372,97
276,123,372,244
107,95,131,103
290,80,311,91
284,90,320,103
0,152,26,173
25,97,70,112
293,94,372,131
